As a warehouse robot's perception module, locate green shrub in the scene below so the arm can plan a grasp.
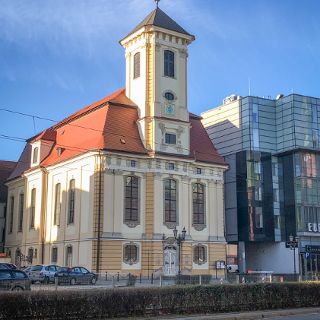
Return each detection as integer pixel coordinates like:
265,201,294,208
0,283,320,319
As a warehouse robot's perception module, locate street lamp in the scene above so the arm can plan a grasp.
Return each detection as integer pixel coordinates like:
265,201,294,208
173,226,186,275
288,234,299,277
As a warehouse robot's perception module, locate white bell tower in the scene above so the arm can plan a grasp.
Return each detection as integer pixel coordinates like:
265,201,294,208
120,5,195,155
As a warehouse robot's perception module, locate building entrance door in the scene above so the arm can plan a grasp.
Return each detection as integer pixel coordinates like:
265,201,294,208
163,246,177,276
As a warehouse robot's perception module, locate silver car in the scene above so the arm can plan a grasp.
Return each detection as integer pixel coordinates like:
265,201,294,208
26,265,60,284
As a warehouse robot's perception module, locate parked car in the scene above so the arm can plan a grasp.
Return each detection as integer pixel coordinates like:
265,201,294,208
0,263,17,270
25,264,60,284
0,269,31,291
55,267,97,285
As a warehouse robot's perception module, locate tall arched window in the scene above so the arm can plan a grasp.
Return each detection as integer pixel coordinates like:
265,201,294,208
9,196,14,233
54,183,61,226
68,179,75,224
124,176,139,226
30,188,36,229
133,52,140,79
32,147,39,164
164,179,177,224
192,183,205,226
164,50,174,77
18,193,24,232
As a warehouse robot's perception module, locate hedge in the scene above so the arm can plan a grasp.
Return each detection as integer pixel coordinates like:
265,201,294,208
0,283,320,319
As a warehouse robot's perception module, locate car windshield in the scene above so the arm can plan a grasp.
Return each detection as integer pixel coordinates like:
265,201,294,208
0,264,9,269
57,267,69,272
30,265,43,271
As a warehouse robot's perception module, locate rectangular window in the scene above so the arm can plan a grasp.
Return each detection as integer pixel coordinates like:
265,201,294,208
68,179,75,224
130,160,136,168
164,179,177,223
133,52,140,79
51,247,58,263
54,183,61,226
165,133,176,145
196,168,202,175
166,162,175,170
9,196,14,233
192,183,205,225
30,189,36,229
124,176,139,223
18,193,24,232
255,207,263,228
164,50,174,77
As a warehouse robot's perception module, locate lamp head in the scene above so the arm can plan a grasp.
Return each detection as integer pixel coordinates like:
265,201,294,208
173,226,178,239
289,234,293,242
182,227,186,240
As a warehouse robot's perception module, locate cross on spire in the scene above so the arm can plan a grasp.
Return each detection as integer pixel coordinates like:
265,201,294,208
154,0,160,8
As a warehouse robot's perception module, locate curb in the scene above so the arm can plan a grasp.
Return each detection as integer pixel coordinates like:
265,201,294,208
131,307,320,320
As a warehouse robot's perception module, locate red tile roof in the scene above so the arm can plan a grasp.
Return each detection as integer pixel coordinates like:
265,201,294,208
9,88,225,180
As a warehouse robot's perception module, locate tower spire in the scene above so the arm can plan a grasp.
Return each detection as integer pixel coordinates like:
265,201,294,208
155,0,160,8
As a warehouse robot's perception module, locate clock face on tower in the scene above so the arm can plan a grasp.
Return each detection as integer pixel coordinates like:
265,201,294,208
165,104,175,115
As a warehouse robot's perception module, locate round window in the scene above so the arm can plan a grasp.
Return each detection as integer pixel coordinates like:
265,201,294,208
164,92,175,101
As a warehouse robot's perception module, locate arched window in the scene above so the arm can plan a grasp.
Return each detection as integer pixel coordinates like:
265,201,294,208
18,193,24,232
54,183,61,226
30,188,36,229
164,179,177,223
68,179,75,224
164,50,174,77
192,183,205,225
124,176,139,226
32,147,39,164
133,52,140,79
123,243,138,265
9,196,14,233
66,245,73,267
193,245,207,265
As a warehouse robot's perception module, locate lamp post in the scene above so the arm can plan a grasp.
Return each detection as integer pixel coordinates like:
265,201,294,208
173,226,186,275
288,234,299,277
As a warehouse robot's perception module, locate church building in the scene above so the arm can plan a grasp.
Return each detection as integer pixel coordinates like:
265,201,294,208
5,5,227,277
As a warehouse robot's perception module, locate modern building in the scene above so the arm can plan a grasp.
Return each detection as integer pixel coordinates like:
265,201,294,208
0,161,16,253
202,93,320,277
5,5,228,276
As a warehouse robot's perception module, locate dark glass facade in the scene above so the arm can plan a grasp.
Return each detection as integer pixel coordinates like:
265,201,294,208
237,150,274,242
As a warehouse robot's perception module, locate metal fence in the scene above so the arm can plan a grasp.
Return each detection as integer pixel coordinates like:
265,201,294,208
28,272,320,291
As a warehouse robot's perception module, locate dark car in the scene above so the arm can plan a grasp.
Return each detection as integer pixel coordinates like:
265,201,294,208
0,269,31,291
0,263,17,270
55,267,97,285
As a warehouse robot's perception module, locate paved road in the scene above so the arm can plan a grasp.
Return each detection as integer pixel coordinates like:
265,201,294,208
268,314,320,320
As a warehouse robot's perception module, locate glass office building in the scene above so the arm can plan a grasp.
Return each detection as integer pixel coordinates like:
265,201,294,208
202,94,320,276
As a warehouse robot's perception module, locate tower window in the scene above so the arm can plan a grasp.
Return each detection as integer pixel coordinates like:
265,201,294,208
164,91,175,101
165,133,176,145
164,50,174,78
133,52,140,79
32,147,39,164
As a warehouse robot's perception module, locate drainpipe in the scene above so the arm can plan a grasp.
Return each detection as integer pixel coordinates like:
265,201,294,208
96,151,103,274
40,168,48,264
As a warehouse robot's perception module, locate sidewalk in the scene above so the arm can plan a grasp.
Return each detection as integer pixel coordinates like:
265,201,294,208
125,307,320,320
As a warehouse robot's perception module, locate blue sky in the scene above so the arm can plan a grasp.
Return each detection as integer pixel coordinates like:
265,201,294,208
1,0,320,161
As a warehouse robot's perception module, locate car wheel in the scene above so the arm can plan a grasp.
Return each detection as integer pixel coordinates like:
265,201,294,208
44,277,49,284
12,286,24,291
70,278,76,285
91,277,97,285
